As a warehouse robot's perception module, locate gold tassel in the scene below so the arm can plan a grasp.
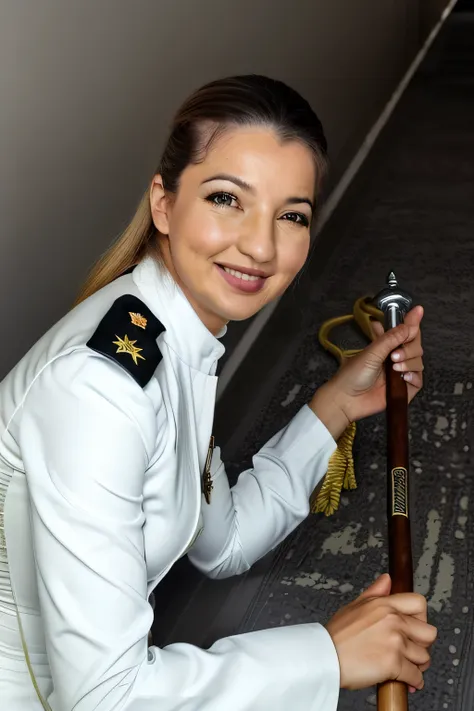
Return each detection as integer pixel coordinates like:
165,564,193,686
311,296,383,516
311,421,357,515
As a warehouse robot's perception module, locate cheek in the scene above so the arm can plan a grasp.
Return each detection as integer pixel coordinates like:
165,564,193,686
278,235,310,277
171,207,235,259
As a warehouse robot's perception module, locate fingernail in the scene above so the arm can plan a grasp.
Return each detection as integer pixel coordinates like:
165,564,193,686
393,363,403,371
391,352,401,361
403,372,413,382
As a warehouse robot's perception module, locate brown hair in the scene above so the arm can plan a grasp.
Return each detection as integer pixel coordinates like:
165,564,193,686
75,75,328,305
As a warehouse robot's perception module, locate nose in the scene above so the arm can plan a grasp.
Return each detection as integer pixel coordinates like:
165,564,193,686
236,214,276,265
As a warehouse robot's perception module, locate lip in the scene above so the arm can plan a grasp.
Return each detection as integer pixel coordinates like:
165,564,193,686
215,264,267,294
216,262,269,278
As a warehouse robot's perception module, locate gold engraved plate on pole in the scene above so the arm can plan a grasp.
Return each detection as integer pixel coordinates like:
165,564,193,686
391,467,408,517
202,435,215,504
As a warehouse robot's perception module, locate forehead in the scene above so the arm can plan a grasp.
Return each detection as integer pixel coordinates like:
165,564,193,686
189,126,317,194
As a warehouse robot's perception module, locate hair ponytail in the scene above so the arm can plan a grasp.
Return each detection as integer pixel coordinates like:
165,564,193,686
73,189,158,305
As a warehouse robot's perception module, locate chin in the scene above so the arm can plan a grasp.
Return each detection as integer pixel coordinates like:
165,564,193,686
224,312,258,323
217,302,268,323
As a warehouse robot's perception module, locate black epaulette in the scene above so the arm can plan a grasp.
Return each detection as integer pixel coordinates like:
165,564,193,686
86,295,165,387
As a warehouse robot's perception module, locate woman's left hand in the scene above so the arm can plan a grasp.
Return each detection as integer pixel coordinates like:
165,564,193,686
325,305,424,425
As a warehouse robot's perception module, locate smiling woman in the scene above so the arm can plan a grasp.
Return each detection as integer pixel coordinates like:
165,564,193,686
150,127,318,331
0,74,432,711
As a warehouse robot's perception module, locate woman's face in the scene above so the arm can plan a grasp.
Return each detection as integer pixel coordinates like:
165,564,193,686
150,126,317,334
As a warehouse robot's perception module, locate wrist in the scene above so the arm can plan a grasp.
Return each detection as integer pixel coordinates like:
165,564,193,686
308,382,351,441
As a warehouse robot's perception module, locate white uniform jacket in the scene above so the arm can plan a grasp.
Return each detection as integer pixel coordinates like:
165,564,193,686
0,255,340,711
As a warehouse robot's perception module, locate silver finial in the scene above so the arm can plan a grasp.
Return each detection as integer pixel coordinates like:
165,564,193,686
373,271,413,330
387,271,397,287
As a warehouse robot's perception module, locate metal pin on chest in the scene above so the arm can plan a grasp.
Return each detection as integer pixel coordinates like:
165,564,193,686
202,435,215,504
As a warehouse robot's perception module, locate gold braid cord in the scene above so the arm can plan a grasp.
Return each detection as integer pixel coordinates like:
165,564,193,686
311,296,384,516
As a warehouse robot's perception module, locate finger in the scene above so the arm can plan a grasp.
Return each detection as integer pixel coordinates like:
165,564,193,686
373,306,423,338
401,617,438,646
390,309,423,362
366,324,419,365
392,357,424,373
403,639,431,666
396,659,425,690
391,342,423,363
383,592,428,618
371,320,385,339
358,573,392,601
403,305,424,329
405,372,423,391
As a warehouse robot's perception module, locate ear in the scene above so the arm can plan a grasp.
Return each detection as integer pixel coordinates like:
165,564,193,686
150,174,171,235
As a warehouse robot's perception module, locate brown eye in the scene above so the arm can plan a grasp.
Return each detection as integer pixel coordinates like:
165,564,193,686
281,212,310,228
206,192,238,208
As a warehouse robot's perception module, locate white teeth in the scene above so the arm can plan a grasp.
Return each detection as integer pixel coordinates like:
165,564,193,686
223,267,260,281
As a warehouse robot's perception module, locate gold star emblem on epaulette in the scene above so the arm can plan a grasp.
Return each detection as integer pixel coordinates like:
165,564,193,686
129,312,147,329
113,334,145,365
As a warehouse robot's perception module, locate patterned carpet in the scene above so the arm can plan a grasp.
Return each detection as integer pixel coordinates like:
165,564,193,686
226,13,474,711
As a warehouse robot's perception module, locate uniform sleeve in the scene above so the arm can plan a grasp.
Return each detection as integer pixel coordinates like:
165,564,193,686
18,351,340,711
188,404,337,578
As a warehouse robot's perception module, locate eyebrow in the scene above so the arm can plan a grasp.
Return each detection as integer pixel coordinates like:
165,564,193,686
286,196,314,211
202,173,314,211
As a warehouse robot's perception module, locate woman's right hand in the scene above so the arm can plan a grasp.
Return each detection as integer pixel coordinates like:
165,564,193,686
325,574,437,693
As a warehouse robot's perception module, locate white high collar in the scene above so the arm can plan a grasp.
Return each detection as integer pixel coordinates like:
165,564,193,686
132,255,226,376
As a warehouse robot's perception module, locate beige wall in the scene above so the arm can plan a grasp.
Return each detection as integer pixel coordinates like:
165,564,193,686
0,0,451,377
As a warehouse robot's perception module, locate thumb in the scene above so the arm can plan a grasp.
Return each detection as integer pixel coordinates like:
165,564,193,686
368,323,418,362
358,573,392,601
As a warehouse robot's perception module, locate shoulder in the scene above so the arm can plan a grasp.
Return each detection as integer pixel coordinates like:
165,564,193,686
18,345,160,509
86,294,166,388
20,292,167,448
18,344,160,465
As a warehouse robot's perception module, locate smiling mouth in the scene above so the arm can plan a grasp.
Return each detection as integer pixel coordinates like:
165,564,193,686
215,264,269,293
221,266,261,282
